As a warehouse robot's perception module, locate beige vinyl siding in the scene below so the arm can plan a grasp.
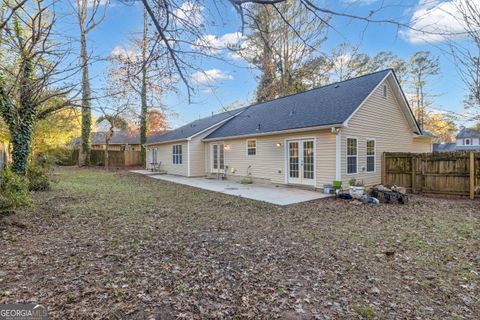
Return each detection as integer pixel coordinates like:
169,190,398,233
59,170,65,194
189,127,219,176
340,76,431,187
205,129,336,188
147,142,188,175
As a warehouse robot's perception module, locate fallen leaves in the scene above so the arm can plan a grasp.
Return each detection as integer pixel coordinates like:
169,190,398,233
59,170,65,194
0,167,479,319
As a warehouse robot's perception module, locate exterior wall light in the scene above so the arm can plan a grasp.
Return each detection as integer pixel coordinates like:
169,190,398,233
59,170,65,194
331,127,341,134
224,145,232,151
276,142,282,147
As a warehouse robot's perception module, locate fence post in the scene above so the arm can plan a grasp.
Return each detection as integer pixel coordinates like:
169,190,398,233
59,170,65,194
381,153,386,185
470,152,475,200
411,155,416,193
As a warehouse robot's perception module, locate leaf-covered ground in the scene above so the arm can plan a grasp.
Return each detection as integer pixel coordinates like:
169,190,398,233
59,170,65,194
0,167,479,319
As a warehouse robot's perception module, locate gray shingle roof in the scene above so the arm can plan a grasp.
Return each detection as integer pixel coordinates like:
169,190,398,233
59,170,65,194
432,143,456,152
147,108,244,144
205,69,393,140
457,127,480,139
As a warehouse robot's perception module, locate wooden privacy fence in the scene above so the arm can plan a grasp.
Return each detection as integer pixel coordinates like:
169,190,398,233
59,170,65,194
382,152,480,199
73,149,142,167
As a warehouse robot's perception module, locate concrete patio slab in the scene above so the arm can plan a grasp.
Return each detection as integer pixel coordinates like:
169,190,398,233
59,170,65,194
130,169,160,175
130,171,332,205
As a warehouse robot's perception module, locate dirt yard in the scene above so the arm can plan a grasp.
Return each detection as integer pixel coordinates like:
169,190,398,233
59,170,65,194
0,167,479,319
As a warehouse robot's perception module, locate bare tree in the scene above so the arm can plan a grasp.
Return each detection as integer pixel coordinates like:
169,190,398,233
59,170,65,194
72,0,109,166
107,10,176,166
118,0,448,102
407,51,440,131
232,1,329,102
0,0,81,174
449,1,480,122
0,0,28,32
140,7,149,166
96,107,130,170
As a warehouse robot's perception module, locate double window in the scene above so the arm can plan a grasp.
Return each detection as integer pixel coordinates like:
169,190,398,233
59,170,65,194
346,138,358,174
172,144,182,164
247,139,256,155
366,139,375,172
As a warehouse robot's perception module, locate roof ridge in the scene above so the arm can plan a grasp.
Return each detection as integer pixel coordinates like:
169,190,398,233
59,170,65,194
236,68,393,112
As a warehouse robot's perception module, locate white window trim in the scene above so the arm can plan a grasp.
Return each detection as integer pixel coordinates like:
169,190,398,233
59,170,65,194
366,138,376,173
172,144,183,165
346,137,358,175
246,139,257,156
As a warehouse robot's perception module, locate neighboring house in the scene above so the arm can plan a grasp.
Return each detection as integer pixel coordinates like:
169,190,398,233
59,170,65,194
147,69,432,188
433,127,480,152
73,131,142,151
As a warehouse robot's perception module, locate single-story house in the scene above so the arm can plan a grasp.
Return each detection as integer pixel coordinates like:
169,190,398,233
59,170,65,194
433,127,480,152
146,69,432,188
73,131,142,151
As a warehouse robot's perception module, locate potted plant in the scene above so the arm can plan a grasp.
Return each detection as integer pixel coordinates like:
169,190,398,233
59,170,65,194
348,178,365,199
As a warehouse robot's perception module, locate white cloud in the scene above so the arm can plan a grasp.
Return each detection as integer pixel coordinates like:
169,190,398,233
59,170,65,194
193,32,245,55
229,38,259,61
87,0,109,8
174,1,204,27
402,0,477,44
342,0,378,5
191,69,233,85
110,46,137,59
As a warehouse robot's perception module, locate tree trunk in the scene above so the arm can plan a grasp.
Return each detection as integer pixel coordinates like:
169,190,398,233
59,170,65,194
11,39,35,175
140,7,148,167
105,128,113,170
11,124,32,175
105,141,109,170
80,31,92,166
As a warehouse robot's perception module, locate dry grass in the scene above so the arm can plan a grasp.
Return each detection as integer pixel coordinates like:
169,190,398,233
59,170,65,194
0,167,479,319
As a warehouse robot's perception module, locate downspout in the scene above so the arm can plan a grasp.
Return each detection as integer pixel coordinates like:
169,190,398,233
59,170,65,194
333,127,342,181
187,140,191,177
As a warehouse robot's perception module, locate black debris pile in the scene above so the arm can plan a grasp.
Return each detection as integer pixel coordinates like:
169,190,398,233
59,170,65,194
371,185,409,204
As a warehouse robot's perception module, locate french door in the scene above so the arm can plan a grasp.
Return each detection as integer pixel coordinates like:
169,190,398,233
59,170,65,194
211,144,225,173
287,139,315,185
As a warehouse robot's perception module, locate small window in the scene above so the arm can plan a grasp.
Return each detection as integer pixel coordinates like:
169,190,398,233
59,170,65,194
347,138,358,174
366,139,375,172
247,139,256,156
172,144,182,164
383,85,387,98
465,138,471,145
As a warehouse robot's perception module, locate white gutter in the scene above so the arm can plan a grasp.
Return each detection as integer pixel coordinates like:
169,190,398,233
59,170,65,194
202,124,343,142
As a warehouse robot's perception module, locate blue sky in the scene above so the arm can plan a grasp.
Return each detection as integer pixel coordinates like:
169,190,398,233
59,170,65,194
57,0,470,128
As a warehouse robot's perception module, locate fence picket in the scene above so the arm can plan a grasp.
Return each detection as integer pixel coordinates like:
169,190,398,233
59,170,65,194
383,151,479,198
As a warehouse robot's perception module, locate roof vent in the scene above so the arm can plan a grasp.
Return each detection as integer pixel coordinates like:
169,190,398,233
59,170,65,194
256,123,261,131
289,109,295,116
334,84,339,88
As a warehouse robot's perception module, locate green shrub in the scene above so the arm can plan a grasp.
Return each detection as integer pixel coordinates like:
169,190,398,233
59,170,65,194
26,163,51,191
240,177,253,184
43,147,76,166
0,168,31,211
